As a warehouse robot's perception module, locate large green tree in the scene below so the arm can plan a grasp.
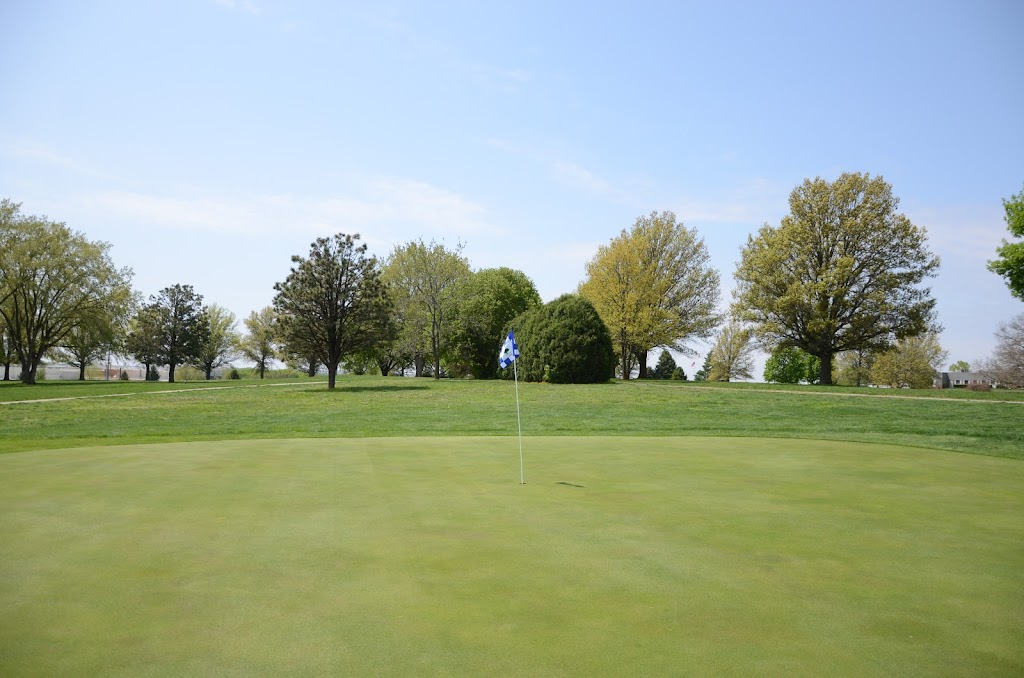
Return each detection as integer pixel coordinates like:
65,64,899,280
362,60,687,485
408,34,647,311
733,173,940,385
193,304,239,380
383,239,471,379
125,304,165,380
988,183,1024,301
450,267,541,379
52,287,136,380
512,294,614,384
763,346,819,384
273,234,392,390
146,284,210,383
0,200,134,384
579,211,721,379
238,306,278,379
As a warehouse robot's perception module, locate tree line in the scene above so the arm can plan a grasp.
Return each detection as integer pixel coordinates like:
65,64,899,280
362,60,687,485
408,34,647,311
2,173,1022,388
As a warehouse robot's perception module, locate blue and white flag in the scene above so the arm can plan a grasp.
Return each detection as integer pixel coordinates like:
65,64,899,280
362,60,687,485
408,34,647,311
499,330,519,369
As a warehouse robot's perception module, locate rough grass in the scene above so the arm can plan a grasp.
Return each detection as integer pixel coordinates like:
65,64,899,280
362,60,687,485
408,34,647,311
2,437,1022,676
1,376,1022,459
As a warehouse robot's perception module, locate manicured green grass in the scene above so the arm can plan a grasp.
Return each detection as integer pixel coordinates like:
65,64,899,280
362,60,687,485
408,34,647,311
1,437,1021,676
2,376,1022,459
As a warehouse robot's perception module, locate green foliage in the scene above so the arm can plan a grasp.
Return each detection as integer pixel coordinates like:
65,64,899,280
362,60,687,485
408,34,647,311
708,319,756,382
228,368,241,380
763,346,820,384
835,349,874,387
579,211,721,379
193,304,239,380
870,332,948,389
383,239,471,380
146,284,210,383
274,233,393,389
0,199,134,384
146,365,160,381
988,183,1024,300
449,268,541,379
948,360,970,372
512,294,615,384
694,355,711,381
670,366,688,380
733,173,940,384
651,349,677,380
238,307,277,379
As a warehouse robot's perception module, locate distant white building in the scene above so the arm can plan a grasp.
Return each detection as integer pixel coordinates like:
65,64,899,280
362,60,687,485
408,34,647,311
935,371,996,389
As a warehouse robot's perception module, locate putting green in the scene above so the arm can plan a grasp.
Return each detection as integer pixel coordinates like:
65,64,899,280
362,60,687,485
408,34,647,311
2,437,1022,676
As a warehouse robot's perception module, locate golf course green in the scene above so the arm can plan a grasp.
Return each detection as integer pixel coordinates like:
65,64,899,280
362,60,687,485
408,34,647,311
2,431,1022,676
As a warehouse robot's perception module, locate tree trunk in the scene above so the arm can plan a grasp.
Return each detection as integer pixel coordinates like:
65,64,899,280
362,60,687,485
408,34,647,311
819,352,833,385
636,349,648,379
22,363,37,385
79,363,87,381
414,355,425,377
2,362,9,380
205,366,213,380
168,363,176,383
259,362,266,379
307,362,317,377
327,364,337,389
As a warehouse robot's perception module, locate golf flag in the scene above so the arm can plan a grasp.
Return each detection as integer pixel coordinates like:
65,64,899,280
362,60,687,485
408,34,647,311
499,330,519,369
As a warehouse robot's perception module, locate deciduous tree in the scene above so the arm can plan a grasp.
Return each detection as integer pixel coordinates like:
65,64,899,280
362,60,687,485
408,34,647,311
238,306,277,379
870,332,947,389
273,234,392,390
977,314,1024,388
763,346,818,384
194,304,239,379
579,211,721,379
733,173,940,385
988,183,1024,301
948,360,970,372
146,284,210,384
383,240,471,379
708,319,756,382
450,267,541,379
0,200,134,384
835,348,874,387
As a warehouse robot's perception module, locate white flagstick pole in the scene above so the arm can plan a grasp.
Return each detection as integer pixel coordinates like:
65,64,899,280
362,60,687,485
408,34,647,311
513,356,524,484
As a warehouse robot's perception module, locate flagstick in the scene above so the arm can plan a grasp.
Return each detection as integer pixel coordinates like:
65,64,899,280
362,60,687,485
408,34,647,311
513,357,524,484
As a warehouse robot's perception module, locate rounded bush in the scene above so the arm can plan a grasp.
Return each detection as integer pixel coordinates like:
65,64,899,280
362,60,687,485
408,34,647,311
510,294,615,384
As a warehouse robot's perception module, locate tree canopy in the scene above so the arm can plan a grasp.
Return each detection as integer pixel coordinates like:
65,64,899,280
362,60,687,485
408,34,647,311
763,346,819,384
579,211,721,379
193,304,239,380
733,173,940,385
383,239,471,379
870,332,947,389
0,200,134,384
707,318,756,382
450,267,541,378
273,234,392,390
238,306,277,379
146,284,210,383
987,183,1024,301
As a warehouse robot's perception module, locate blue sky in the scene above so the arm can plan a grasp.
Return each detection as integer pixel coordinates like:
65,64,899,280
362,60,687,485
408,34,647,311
2,0,1022,374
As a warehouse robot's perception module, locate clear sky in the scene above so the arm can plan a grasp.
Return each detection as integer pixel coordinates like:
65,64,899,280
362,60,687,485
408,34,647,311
2,0,1022,375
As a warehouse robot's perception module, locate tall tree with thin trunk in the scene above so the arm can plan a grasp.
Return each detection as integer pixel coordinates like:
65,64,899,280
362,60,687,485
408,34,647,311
273,234,392,390
238,306,277,379
708,318,756,382
733,173,940,385
193,304,239,379
579,211,721,380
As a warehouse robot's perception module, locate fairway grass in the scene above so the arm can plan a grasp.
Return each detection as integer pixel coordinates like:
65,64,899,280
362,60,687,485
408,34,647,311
2,437,1022,676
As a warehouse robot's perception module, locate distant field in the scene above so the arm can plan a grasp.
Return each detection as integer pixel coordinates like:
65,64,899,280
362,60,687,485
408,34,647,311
1,376,1022,459
2,436,1022,676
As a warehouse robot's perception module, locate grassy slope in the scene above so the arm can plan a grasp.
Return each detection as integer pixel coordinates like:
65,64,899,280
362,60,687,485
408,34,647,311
1,377,1022,459
2,437,1021,676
